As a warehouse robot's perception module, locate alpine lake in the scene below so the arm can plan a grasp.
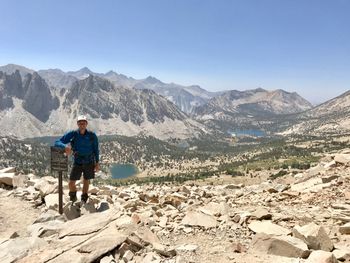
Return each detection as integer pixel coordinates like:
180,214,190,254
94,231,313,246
110,163,139,179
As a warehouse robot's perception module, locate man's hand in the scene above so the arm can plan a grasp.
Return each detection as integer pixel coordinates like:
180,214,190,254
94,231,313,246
65,145,72,156
94,163,100,172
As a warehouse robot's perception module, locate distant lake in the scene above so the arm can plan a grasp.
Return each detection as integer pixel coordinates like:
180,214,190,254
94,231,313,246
230,129,266,137
110,163,138,179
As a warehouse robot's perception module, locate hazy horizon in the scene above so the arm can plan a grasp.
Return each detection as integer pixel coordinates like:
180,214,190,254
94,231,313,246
1,0,349,105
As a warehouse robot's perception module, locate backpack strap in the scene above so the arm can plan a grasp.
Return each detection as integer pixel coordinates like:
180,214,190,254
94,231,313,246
71,130,95,150
70,130,79,151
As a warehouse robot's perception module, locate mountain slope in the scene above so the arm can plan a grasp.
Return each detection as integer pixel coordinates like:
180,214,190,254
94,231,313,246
0,70,59,122
134,76,220,113
37,69,78,89
0,64,221,114
192,88,313,134
283,90,350,135
0,70,205,139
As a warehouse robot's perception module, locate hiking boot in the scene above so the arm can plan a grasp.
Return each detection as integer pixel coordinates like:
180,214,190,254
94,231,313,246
81,193,89,203
69,191,77,202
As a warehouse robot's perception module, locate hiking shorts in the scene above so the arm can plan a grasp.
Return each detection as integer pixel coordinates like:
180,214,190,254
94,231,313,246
70,163,95,180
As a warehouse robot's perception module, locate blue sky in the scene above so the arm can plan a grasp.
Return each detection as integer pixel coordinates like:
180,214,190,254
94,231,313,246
0,0,349,104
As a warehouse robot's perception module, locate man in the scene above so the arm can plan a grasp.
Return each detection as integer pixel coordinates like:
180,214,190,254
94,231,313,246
55,115,99,203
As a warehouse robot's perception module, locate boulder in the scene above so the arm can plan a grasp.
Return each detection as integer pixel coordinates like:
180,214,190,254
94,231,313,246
0,172,15,186
63,203,80,220
0,237,48,263
97,201,110,212
181,210,217,228
251,208,272,220
249,233,310,258
199,202,229,216
176,244,198,252
59,209,121,238
306,250,338,263
293,222,333,251
100,255,115,263
333,248,350,261
334,154,350,165
44,193,59,209
0,167,16,173
34,177,58,197
339,222,350,234
77,226,127,262
80,202,97,215
248,221,291,236
12,174,29,188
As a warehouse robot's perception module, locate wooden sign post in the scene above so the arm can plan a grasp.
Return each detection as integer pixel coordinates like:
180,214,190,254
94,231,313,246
50,147,68,214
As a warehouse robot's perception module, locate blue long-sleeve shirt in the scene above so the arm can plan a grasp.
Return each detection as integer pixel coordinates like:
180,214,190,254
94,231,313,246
54,129,99,164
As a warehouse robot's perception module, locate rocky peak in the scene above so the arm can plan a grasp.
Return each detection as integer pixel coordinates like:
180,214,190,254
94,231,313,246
144,76,163,85
64,75,188,124
1,70,23,98
22,72,59,122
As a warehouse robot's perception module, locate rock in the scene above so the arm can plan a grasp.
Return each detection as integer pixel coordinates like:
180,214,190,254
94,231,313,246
77,225,126,262
100,255,115,263
291,178,323,192
44,193,59,209
248,221,291,236
122,250,134,262
293,222,334,251
88,186,99,194
324,160,337,169
339,222,350,234
306,250,338,263
224,184,242,190
175,244,198,252
181,186,191,194
345,191,350,200
159,216,168,228
232,242,247,253
175,256,187,263
334,154,350,165
12,174,29,188
97,201,110,212
333,248,350,261
0,237,48,262
181,210,217,228
117,242,131,257
250,233,310,258
0,172,15,186
321,175,339,183
162,194,186,208
199,201,229,216
115,215,138,228
126,234,144,250
141,252,160,263
80,202,97,215
63,202,80,220
59,209,121,238
152,243,176,257
251,208,272,220
27,220,63,238
33,209,65,224
134,226,161,246
34,177,57,197
0,167,16,173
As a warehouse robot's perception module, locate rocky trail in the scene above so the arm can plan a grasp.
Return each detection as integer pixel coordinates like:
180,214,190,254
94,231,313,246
0,192,41,242
0,152,350,263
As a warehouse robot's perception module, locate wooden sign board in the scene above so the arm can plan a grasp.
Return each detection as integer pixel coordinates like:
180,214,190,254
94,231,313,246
51,146,68,172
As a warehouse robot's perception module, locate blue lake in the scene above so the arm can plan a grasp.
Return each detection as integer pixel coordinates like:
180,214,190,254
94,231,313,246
230,129,265,137
110,164,138,179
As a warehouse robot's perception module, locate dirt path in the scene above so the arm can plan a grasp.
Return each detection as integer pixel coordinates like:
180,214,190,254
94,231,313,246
0,190,41,240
